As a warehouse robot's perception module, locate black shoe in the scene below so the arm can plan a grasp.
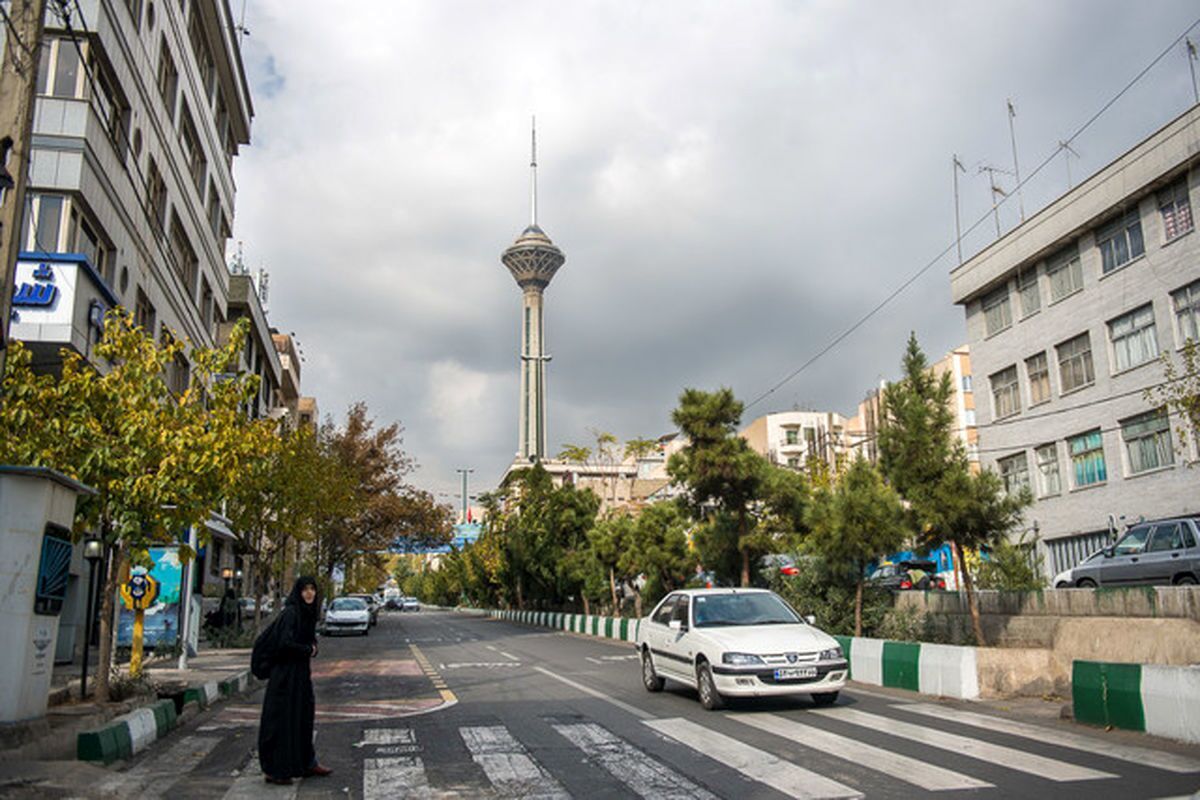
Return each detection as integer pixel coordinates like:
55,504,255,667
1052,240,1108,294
264,775,293,785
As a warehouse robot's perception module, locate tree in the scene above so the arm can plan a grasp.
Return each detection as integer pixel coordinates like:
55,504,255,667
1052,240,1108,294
1146,338,1200,460
624,501,694,613
0,312,260,699
668,388,768,586
589,428,619,504
976,532,1046,591
557,444,591,463
588,512,636,614
804,457,909,636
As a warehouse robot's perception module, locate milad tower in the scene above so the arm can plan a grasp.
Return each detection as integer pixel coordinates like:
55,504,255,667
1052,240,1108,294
501,120,565,462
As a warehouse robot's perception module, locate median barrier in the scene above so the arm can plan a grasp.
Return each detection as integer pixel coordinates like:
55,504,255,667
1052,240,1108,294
489,608,642,644
833,635,980,700
1073,661,1200,744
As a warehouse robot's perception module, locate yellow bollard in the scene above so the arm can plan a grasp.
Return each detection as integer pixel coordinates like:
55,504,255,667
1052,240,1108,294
130,606,146,676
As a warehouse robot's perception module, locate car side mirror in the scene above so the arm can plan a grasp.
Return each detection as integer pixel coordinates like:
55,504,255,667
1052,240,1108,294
1103,546,1115,558
668,619,685,631
804,615,816,625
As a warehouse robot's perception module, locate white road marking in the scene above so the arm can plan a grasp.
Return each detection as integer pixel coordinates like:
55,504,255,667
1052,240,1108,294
459,725,570,799
357,728,416,746
439,661,523,669
499,651,520,662
363,756,433,799
532,666,653,720
729,713,992,791
900,702,1200,774
99,735,221,794
586,657,604,665
644,717,862,799
554,722,717,799
810,707,1115,782
222,750,298,799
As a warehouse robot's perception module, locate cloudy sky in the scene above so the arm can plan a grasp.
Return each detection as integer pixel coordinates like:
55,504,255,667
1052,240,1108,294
230,1,1200,502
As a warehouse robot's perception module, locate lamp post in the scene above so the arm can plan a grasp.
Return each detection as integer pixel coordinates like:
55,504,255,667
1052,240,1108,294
80,536,103,700
234,569,243,632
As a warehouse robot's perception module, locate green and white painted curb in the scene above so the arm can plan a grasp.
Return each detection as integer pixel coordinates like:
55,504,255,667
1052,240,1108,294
1073,661,1200,744
219,670,251,697
182,680,221,708
77,699,177,764
832,635,980,699
490,609,643,645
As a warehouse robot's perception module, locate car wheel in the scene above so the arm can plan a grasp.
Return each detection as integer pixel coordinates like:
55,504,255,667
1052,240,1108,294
1055,582,1069,589
1075,578,1097,588
812,691,839,707
641,649,664,692
696,662,724,711
1175,575,1198,585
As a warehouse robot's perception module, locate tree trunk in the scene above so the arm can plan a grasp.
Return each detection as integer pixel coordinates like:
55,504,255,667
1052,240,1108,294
854,576,864,638
633,589,642,619
515,574,524,611
582,595,590,616
955,541,986,646
95,538,124,703
739,511,751,587
952,539,965,591
609,567,619,617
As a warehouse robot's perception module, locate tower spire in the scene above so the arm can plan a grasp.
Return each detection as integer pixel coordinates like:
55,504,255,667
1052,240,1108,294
530,115,538,227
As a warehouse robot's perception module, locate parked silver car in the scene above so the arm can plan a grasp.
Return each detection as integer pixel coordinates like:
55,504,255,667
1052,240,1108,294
1067,517,1200,588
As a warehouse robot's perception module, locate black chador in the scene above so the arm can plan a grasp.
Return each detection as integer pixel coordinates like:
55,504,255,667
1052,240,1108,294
257,576,321,782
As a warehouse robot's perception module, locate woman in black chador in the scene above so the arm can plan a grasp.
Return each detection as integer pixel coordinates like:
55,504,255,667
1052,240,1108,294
258,576,332,784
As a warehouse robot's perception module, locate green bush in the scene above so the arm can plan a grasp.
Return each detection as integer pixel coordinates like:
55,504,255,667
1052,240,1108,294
976,536,1046,591
769,557,892,638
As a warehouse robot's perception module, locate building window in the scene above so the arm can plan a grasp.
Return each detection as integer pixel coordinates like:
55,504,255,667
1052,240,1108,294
1025,352,1050,406
1056,333,1094,394
179,103,206,197
1096,209,1144,274
1068,429,1107,488
1034,443,1061,497
998,453,1030,496
786,457,799,469
206,180,222,238
961,375,973,393
982,285,1012,337
156,37,178,122
169,214,198,296
804,427,818,457
1109,304,1159,373
134,287,156,333
187,5,217,101
123,0,142,29
22,193,65,252
145,159,167,237
990,365,1020,420
785,428,798,445
1173,279,1200,344
200,277,214,333
35,38,82,99
67,202,111,280
1159,180,1193,242
1121,408,1173,475
1046,244,1083,302
964,408,976,427
1017,268,1040,318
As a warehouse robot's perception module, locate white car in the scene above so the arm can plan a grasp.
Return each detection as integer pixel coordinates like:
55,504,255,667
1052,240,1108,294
323,597,370,636
636,588,847,710
401,596,420,612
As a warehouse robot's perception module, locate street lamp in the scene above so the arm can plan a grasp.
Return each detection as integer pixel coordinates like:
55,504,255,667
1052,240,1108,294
80,536,103,700
234,569,244,632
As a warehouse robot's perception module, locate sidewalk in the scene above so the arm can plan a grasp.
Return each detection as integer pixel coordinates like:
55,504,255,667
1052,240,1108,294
0,646,259,797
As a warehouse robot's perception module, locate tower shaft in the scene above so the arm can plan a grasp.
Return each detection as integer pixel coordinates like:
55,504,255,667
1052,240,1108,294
519,287,547,460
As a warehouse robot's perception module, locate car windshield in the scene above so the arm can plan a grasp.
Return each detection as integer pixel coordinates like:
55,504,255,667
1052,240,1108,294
693,593,800,627
331,598,366,611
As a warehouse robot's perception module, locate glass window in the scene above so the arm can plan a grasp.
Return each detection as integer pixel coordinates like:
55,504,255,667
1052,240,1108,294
156,38,178,122
26,194,64,252
146,158,167,235
1173,279,1200,344
1147,523,1184,552
671,596,690,625
964,408,976,427
1159,180,1193,242
1114,525,1150,556
990,365,1020,419
1096,209,1145,273
1068,429,1107,487
786,457,799,468
52,40,80,98
1026,352,1051,406
785,428,798,445
1057,333,1094,393
178,103,206,197
1017,268,1040,318
1035,443,1061,497
169,214,197,295
691,592,800,627
1109,305,1159,373
1121,408,1173,474
1046,245,1083,302
982,285,1012,336
998,452,1029,496
134,287,155,332
652,596,678,625
962,375,973,393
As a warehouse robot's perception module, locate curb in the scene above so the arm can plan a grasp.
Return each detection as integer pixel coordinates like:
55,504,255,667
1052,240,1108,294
1073,660,1200,744
489,608,642,645
833,635,980,700
77,669,255,764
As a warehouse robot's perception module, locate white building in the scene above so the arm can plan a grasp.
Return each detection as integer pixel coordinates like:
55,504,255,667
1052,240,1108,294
741,410,847,472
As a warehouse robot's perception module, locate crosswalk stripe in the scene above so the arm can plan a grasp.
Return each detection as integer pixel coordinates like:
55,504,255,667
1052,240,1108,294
460,725,570,799
222,750,298,799
644,717,862,800
809,707,1115,782
360,728,416,746
899,703,1200,774
98,735,221,794
553,722,718,799
729,713,993,791
363,756,433,799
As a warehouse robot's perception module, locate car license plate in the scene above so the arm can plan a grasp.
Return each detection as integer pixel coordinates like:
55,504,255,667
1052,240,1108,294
774,667,818,680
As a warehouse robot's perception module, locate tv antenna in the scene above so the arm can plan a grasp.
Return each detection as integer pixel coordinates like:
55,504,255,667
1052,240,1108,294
978,163,1013,238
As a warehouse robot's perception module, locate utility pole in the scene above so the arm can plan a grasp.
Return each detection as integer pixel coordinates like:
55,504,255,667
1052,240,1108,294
1187,38,1198,106
1006,99,1025,222
0,0,46,394
455,468,474,524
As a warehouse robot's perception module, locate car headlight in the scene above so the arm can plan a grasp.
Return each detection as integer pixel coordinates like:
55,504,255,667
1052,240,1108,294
819,647,843,661
722,652,765,666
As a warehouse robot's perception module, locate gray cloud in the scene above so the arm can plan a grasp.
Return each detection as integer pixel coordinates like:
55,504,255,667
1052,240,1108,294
232,0,1200,497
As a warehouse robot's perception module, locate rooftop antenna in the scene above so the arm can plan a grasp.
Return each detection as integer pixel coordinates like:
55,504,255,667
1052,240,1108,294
229,240,247,275
1057,139,1080,190
952,154,966,265
1006,99,1025,222
1187,38,1198,105
257,267,270,311
978,163,1013,238
235,0,250,42
530,115,538,227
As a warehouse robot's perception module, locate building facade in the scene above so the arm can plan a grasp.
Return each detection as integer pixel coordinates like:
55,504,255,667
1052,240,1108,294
950,105,1200,580
741,410,846,472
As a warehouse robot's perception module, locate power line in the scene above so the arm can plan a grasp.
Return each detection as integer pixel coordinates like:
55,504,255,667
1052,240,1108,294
744,14,1200,413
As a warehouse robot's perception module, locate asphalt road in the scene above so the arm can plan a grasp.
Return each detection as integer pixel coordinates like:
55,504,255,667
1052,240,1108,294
94,609,1200,799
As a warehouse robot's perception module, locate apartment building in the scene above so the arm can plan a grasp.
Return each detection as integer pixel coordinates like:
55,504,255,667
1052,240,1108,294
950,105,1200,579
741,410,846,472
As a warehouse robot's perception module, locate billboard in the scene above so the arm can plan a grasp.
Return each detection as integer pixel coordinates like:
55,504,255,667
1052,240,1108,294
117,547,183,647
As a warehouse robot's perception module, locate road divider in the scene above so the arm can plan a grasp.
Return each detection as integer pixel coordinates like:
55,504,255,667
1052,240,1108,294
832,635,980,700
1073,660,1200,744
490,608,642,645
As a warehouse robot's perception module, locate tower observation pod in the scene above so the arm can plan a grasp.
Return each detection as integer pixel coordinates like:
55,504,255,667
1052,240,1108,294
501,118,565,462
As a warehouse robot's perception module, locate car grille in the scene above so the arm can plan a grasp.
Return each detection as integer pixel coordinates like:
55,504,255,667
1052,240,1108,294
759,652,818,666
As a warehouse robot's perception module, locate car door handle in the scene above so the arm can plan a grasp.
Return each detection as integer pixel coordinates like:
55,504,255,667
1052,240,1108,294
1172,553,1181,558
1131,557,1138,562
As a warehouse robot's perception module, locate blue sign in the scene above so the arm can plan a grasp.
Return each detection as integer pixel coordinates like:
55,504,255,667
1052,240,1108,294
35,524,73,616
12,262,59,308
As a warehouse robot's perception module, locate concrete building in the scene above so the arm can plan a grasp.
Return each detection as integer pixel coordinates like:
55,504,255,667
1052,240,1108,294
950,104,1200,580
221,271,280,420
741,410,846,472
